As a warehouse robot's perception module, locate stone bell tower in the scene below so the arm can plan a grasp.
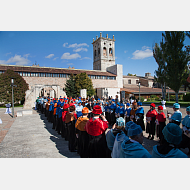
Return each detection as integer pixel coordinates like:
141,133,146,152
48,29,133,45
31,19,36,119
92,32,115,72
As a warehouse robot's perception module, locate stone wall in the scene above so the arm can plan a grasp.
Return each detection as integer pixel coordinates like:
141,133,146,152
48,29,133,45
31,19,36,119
23,76,118,89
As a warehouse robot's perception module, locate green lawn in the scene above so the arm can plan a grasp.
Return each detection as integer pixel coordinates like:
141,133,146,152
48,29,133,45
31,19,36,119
0,104,23,108
143,101,190,107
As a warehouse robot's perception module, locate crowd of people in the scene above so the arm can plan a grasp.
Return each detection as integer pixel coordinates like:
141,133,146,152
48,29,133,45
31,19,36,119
35,95,190,158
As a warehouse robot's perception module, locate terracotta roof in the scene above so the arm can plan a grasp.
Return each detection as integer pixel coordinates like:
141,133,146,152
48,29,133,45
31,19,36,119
0,64,116,76
121,86,186,95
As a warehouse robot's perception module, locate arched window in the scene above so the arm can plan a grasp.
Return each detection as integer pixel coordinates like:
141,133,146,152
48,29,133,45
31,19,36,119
109,48,113,56
103,47,107,56
94,50,97,58
98,48,100,55
128,79,131,84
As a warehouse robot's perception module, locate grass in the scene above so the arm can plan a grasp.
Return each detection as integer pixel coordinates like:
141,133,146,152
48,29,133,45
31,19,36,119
143,101,190,107
0,104,23,108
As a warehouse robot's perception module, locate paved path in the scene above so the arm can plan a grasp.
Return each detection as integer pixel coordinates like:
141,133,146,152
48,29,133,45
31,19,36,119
0,104,189,158
0,109,79,158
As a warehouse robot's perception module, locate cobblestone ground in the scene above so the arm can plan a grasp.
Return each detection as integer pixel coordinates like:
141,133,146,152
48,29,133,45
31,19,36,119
0,104,189,158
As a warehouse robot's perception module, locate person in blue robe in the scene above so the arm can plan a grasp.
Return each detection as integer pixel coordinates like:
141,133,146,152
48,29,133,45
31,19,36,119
106,117,126,152
125,103,131,123
120,123,151,158
110,99,116,125
110,121,134,158
152,123,188,158
168,103,182,126
135,102,145,131
48,100,54,123
115,103,120,118
118,103,125,118
76,100,83,118
179,106,190,155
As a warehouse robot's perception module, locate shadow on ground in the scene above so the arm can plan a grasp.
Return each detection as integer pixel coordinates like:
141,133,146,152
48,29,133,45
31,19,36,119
38,111,79,158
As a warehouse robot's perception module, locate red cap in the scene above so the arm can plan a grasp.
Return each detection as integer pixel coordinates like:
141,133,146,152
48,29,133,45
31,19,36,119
158,105,163,110
150,103,155,108
53,98,55,100
92,105,102,114
69,103,75,107
64,100,67,103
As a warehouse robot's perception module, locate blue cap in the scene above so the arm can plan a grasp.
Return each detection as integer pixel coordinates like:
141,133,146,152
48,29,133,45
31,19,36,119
98,98,100,100
112,99,115,102
117,102,120,106
57,102,61,106
126,103,130,106
125,121,134,131
120,103,124,107
78,100,82,103
173,103,180,109
186,106,190,112
127,123,142,136
137,102,142,106
116,117,125,127
162,123,182,145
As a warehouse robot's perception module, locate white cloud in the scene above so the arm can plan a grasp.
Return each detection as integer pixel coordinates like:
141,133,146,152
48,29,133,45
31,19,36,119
73,47,88,52
61,53,81,59
5,52,11,56
67,63,74,65
63,43,68,47
53,57,59,61
5,54,31,65
132,47,153,59
124,50,128,53
80,57,91,60
0,60,6,64
68,43,89,48
45,54,54,59
24,53,30,58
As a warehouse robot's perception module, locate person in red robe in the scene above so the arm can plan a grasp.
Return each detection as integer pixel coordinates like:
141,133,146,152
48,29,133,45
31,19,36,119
84,105,109,158
156,105,166,142
146,103,158,140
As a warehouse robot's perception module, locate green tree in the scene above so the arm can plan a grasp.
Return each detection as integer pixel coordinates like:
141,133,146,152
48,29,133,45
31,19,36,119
75,72,95,97
65,74,76,97
153,42,167,100
0,69,29,104
160,31,189,102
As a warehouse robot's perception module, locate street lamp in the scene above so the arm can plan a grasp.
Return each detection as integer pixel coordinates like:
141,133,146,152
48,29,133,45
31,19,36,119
10,77,17,118
167,87,170,102
138,81,141,102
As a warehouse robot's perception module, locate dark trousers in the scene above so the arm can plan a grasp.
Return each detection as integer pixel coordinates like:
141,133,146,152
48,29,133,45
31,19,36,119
61,121,65,138
67,121,77,151
78,130,89,158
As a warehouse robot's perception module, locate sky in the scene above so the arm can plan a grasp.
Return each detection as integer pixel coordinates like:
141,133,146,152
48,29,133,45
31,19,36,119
1,31,190,77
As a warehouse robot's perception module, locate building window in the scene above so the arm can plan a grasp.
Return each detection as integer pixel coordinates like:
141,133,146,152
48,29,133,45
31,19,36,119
40,73,45,77
46,73,52,77
91,75,95,79
128,79,131,84
31,73,35,77
67,74,70,78
98,48,100,55
53,73,58,77
96,76,102,79
94,50,96,58
136,80,139,84
102,76,106,80
60,74,66,78
107,76,110,80
103,47,107,56
109,48,113,56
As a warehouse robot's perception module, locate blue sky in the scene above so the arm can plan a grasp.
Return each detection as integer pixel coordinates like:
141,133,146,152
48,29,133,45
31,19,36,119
1,31,190,77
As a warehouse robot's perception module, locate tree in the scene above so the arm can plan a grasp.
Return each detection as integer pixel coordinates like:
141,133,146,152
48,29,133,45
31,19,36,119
75,72,96,97
153,43,167,100
160,31,189,102
65,74,76,97
0,69,29,104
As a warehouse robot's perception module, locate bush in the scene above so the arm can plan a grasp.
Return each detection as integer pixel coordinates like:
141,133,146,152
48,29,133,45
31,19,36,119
139,97,144,102
183,93,190,101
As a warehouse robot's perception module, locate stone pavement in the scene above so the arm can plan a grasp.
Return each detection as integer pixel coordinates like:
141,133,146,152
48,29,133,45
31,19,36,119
0,104,189,158
0,108,79,158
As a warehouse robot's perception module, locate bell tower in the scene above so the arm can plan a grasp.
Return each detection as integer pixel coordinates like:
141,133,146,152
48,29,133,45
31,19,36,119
92,32,115,72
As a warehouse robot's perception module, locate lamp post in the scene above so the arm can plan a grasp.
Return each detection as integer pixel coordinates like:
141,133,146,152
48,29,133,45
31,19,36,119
168,87,170,102
138,81,141,102
10,77,17,118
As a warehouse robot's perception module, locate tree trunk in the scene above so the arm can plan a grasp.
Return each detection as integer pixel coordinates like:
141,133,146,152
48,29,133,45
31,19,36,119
163,82,166,100
161,84,164,99
175,92,179,103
